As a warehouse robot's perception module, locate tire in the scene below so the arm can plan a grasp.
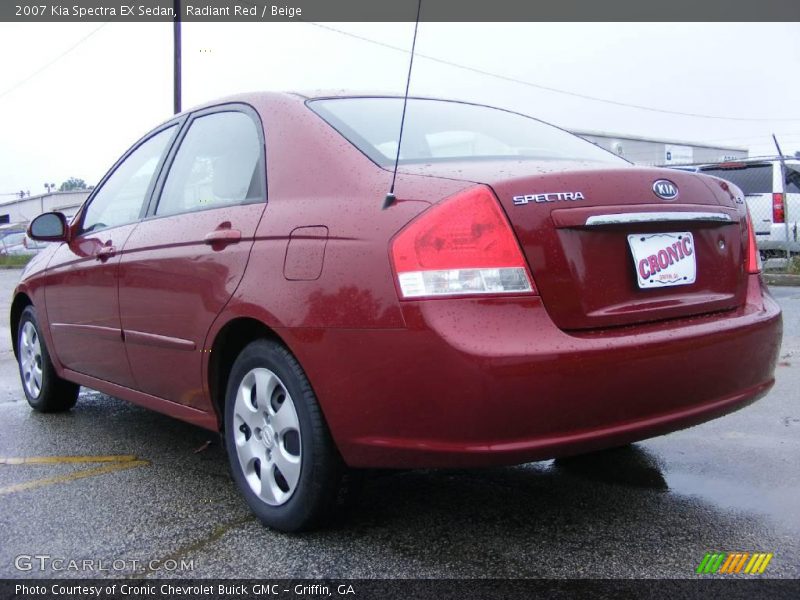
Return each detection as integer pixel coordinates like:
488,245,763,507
223,339,353,532
17,306,79,412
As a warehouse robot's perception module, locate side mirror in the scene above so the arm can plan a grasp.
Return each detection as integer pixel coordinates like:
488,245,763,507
28,212,68,242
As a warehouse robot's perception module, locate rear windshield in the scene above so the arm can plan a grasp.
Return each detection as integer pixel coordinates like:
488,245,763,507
308,97,625,166
699,164,772,195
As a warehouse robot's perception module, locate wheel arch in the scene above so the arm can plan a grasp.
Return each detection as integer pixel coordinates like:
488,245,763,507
206,316,293,431
10,293,33,359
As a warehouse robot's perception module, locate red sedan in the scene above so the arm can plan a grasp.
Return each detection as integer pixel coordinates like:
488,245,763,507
12,93,782,531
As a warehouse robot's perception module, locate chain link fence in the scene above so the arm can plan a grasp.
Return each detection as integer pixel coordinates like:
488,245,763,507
683,159,800,274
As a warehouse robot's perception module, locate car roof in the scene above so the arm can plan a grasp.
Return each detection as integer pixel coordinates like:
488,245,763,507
183,90,497,116
290,90,404,99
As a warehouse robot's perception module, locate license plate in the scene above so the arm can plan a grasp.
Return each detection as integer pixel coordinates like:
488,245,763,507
627,232,696,289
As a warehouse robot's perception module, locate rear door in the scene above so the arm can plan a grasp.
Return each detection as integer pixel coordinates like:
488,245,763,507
118,105,267,409
784,162,800,246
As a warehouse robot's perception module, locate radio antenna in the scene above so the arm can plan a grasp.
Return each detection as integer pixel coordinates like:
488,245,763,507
383,0,422,210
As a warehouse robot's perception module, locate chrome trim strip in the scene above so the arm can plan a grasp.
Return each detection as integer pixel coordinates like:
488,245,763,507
585,212,733,226
50,323,122,341
124,330,196,351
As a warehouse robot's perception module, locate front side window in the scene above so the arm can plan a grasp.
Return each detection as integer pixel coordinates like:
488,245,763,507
308,97,625,165
82,126,176,233
156,111,263,217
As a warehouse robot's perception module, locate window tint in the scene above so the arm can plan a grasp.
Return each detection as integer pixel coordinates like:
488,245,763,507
699,164,772,195
156,112,263,216
308,98,625,165
82,126,176,233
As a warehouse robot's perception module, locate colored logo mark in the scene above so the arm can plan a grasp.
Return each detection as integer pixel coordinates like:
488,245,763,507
696,552,773,575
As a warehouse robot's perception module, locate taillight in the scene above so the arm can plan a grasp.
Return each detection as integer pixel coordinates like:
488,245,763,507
391,185,536,298
745,209,761,274
773,193,785,224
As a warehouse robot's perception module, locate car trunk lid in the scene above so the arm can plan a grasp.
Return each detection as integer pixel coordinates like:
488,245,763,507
399,161,749,330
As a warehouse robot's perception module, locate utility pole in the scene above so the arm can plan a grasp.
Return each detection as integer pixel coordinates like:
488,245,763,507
173,0,182,114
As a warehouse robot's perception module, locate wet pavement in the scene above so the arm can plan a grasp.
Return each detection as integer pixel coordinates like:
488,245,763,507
0,268,798,579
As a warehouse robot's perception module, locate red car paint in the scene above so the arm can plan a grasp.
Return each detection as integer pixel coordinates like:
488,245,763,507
12,92,782,468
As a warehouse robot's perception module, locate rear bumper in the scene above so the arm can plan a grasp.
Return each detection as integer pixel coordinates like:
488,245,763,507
286,274,782,468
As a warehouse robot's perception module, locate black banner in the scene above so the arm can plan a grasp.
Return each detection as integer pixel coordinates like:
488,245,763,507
3,0,800,22
2,579,800,600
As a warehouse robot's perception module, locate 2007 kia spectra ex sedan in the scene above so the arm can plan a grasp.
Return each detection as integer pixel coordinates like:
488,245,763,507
12,92,782,531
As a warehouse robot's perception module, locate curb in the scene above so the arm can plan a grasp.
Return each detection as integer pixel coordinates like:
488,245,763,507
764,273,800,287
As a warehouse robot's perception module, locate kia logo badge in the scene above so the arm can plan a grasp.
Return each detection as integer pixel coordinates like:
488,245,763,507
653,179,679,200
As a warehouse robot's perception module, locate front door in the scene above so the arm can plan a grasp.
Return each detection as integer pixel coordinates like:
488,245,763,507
45,125,178,387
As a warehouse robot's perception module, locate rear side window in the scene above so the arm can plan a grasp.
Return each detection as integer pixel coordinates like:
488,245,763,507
786,165,800,193
82,126,176,233
156,111,263,217
309,97,625,165
699,164,772,195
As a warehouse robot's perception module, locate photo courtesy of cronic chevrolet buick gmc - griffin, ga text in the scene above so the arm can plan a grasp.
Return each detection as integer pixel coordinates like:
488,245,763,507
11,93,782,531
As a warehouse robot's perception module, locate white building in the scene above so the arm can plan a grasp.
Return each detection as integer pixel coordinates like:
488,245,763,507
572,130,747,166
0,191,88,227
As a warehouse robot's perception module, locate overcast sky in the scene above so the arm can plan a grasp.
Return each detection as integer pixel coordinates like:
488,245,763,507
1,21,799,196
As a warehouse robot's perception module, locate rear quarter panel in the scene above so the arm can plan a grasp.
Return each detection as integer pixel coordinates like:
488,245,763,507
214,93,470,330
202,93,469,426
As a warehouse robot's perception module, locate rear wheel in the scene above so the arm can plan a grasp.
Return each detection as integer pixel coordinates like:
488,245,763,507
17,306,79,412
223,339,353,531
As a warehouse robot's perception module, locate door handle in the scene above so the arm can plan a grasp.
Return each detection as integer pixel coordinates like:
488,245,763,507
204,229,242,246
95,245,116,261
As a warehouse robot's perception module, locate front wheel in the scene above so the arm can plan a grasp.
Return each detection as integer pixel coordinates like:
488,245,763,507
223,339,353,531
17,306,79,412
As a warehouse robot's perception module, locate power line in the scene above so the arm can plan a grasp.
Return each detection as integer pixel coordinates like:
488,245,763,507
0,23,110,102
308,22,800,123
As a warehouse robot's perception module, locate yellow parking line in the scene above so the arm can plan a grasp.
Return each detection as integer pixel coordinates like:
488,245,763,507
0,455,139,465
0,455,149,496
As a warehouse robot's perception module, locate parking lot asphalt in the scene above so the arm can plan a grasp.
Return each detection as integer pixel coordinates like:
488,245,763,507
0,267,798,579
